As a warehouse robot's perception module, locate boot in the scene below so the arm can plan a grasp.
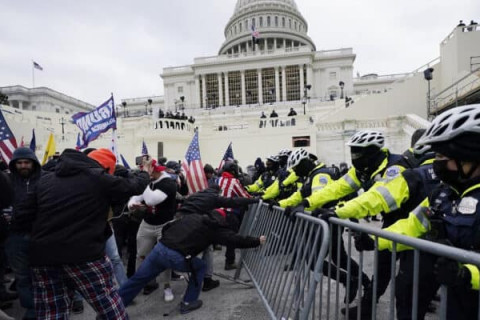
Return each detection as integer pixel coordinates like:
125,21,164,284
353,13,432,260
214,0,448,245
202,277,220,292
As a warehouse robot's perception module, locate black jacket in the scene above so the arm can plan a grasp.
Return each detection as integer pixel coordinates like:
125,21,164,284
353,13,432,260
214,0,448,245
8,147,42,233
17,149,150,266
161,212,260,257
143,175,177,226
177,187,257,217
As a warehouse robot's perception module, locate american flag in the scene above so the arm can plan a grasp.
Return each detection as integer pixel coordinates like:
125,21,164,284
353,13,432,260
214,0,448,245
0,110,18,163
251,24,260,41
182,131,208,194
217,142,235,171
33,61,43,71
142,140,149,155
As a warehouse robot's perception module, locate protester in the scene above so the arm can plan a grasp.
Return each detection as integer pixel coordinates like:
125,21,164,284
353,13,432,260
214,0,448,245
128,159,177,301
119,209,266,314
5,147,41,320
14,148,150,319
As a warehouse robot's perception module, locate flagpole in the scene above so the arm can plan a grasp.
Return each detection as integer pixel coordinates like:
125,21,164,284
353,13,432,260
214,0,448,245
110,93,120,163
32,60,35,88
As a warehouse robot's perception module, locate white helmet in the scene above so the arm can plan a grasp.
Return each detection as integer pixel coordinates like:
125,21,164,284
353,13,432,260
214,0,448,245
347,130,385,148
413,142,431,155
417,105,480,146
278,148,291,157
266,155,279,162
287,148,309,169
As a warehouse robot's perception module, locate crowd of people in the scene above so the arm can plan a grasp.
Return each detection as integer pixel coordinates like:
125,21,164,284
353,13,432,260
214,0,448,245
0,104,479,319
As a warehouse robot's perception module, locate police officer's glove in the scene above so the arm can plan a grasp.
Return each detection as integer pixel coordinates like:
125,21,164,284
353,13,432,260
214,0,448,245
354,232,375,251
434,257,471,288
267,200,279,211
311,208,337,221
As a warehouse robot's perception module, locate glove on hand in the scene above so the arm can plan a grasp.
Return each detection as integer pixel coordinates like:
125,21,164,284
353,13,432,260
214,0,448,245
354,232,375,251
267,200,279,211
311,208,337,221
434,257,471,288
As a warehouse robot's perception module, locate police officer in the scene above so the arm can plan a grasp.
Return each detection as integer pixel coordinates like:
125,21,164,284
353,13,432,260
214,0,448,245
377,105,480,319
262,149,300,202
289,130,406,307
280,148,369,303
318,142,439,319
246,155,279,195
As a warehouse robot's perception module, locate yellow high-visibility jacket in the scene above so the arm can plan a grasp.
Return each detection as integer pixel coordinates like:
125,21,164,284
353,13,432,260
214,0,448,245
378,184,480,290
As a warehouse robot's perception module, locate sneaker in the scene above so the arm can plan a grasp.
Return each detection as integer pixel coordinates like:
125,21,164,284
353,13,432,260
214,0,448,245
72,300,84,314
164,288,174,302
143,282,159,295
180,300,203,314
224,263,237,271
171,271,184,281
202,278,220,292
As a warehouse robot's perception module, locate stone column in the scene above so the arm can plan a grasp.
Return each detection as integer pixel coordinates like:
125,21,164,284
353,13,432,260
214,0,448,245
274,67,280,102
201,74,207,108
218,73,223,106
282,66,287,101
225,72,230,106
299,64,305,99
18,101,24,110
241,70,246,106
274,38,277,51
195,76,200,108
306,64,313,88
257,69,263,105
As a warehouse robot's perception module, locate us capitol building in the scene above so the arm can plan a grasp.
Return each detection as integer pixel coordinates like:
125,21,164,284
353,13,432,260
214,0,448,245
1,0,480,167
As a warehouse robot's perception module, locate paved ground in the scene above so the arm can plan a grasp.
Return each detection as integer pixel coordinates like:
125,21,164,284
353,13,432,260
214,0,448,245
2,220,442,319
3,248,270,320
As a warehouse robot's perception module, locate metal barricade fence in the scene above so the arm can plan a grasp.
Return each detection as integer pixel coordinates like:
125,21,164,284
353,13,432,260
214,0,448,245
235,203,480,320
235,202,330,320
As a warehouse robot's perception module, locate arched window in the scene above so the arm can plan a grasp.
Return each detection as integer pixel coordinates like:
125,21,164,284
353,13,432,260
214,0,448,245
259,16,263,27
234,25,237,34
240,22,242,31
282,17,285,27
294,21,297,30
252,18,256,27
289,19,292,29
275,16,278,26
267,16,271,27
246,19,249,29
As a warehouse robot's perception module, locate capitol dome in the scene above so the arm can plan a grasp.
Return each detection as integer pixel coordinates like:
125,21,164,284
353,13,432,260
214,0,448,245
219,0,316,55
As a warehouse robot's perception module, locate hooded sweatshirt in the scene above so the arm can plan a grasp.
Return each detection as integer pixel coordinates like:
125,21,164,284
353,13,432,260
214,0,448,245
8,147,41,233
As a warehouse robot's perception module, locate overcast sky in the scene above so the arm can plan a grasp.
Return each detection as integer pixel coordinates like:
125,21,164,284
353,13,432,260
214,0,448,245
0,0,478,105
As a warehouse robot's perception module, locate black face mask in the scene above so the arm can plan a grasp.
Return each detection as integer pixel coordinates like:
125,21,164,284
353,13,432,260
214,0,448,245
293,159,314,177
433,160,459,187
433,159,480,192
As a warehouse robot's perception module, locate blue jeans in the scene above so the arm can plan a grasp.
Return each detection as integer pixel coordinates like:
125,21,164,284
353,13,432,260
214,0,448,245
5,233,35,318
105,234,128,287
119,242,205,306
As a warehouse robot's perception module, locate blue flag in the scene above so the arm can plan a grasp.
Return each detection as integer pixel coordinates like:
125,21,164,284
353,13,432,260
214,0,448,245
120,154,131,169
72,96,117,149
142,140,149,155
218,142,234,170
29,129,36,152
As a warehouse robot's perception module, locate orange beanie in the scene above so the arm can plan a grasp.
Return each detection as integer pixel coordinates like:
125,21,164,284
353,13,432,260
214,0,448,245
88,148,116,174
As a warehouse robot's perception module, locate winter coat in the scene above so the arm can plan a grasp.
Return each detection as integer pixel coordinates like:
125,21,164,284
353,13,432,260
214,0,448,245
16,149,150,266
177,187,257,217
160,212,260,257
8,147,41,233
